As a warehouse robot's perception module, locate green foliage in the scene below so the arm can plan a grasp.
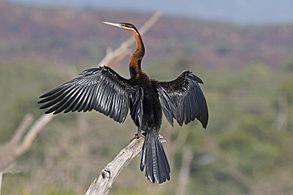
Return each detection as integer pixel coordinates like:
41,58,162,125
280,77,293,103
0,58,292,194
0,61,63,143
284,59,293,72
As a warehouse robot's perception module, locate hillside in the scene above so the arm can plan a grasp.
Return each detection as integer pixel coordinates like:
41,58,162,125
9,0,293,24
1,2,293,69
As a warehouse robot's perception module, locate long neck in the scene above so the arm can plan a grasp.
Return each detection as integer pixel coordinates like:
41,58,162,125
129,30,145,78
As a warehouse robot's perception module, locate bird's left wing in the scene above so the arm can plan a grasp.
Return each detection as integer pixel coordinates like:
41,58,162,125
156,71,208,128
38,66,142,124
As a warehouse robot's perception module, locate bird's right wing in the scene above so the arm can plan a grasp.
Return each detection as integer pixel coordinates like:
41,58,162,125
156,71,208,128
38,66,143,124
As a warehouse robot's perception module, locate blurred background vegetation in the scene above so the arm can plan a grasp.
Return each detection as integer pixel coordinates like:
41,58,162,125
0,1,293,195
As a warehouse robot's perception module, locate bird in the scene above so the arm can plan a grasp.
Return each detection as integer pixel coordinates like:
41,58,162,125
38,22,209,184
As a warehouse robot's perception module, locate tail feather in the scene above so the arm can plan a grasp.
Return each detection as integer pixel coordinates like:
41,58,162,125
140,132,170,183
156,137,170,180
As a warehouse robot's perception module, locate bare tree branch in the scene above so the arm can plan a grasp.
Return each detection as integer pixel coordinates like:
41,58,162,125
0,114,54,172
0,172,2,195
176,148,193,195
0,114,33,172
273,94,288,131
10,114,34,145
15,114,54,156
85,137,144,195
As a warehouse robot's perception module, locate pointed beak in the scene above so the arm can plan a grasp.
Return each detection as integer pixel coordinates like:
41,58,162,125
103,21,123,29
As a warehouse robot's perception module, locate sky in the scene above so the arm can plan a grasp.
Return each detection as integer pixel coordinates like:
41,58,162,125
8,0,293,24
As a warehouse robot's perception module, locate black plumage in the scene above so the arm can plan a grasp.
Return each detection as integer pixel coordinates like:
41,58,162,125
156,71,208,128
39,66,143,124
38,22,209,184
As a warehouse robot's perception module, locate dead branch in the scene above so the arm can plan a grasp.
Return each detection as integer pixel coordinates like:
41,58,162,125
0,114,33,172
15,114,54,156
10,114,34,145
273,94,288,131
85,137,144,195
176,148,193,195
0,114,54,172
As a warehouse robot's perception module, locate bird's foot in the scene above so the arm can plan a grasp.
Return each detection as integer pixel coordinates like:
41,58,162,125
159,134,166,143
130,132,145,142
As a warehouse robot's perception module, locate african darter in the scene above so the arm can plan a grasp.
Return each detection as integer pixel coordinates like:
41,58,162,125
38,22,209,184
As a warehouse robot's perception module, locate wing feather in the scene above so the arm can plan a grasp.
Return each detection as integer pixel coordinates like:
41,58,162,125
156,71,209,128
39,66,142,123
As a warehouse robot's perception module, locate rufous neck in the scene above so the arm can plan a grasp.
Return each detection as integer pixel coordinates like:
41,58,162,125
129,31,145,78
132,31,145,59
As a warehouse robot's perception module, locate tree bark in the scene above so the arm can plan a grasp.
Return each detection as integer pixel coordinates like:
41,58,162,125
176,148,193,195
85,137,144,195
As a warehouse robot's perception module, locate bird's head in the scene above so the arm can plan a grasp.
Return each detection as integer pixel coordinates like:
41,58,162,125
103,22,138,32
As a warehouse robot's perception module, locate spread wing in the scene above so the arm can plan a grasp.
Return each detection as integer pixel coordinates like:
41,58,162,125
38,66,143,124
156,71,208,128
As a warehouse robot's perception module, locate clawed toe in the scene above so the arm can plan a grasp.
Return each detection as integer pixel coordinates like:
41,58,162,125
130,132,145,142
159,134,166,143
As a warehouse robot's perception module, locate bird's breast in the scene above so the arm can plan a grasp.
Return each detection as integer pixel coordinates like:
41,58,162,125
139,81,162,132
